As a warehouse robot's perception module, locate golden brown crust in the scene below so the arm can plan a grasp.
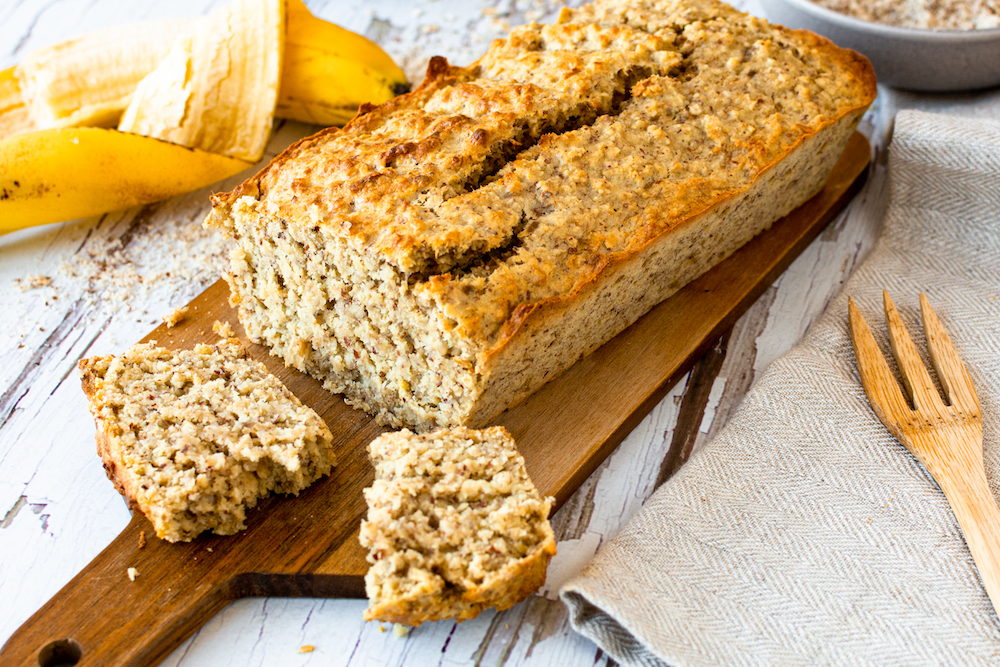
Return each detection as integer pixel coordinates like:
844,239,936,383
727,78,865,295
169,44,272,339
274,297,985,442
206,55,470,222
479,77,874,365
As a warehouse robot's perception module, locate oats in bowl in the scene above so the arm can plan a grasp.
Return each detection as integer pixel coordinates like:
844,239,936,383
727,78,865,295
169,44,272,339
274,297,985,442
761,0,1000,90
810,0,999,31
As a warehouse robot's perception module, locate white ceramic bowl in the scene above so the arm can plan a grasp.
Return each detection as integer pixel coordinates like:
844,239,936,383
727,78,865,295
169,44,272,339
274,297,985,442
759,0,1000,91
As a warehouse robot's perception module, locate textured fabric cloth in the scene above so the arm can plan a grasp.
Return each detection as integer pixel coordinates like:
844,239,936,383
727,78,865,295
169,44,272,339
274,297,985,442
561,109,1000,665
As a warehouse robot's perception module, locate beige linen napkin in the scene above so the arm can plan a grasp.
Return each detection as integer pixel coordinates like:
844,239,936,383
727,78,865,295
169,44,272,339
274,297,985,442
561,109,1000,666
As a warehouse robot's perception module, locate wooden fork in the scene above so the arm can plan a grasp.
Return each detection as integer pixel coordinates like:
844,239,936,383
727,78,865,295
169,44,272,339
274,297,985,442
848,291,1000,614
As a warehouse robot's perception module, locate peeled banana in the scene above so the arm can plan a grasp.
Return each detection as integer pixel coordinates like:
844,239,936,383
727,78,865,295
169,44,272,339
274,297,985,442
0,128,251,233
119,0,285,162
15,18,195,131
6,1,406,140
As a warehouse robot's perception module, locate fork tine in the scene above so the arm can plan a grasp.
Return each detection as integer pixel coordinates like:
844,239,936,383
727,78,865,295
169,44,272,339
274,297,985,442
883,291,941,411
920,292,980,411
848,297,910,423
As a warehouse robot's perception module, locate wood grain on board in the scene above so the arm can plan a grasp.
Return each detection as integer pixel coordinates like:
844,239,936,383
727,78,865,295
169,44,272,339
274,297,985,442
1,132,870,667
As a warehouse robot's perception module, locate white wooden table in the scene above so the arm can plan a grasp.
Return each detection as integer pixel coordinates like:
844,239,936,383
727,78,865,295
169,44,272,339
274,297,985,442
7,0,991,664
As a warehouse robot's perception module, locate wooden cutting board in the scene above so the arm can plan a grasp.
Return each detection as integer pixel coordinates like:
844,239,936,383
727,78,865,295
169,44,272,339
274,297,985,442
2,132,869,667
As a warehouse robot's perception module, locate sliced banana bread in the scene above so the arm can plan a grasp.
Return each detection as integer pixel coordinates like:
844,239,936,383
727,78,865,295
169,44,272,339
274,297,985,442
359,426,556,625
206,0,876,430
78,338,336,542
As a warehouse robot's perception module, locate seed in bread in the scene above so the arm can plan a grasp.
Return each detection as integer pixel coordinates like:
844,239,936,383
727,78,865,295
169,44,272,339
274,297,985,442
206,0,876,430
359,426,556,625
78,338,336,542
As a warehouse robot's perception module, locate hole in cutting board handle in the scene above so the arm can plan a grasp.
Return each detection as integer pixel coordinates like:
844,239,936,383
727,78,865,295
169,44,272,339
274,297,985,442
37,638,82,667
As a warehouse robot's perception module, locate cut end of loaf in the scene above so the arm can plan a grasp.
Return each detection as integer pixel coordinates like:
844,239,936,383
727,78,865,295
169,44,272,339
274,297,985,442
78,338,336,542
359,426,556,625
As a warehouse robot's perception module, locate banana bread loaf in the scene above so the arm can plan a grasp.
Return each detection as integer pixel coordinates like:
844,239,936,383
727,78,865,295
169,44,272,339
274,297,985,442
359,426,556,625
78,338,336,542
206,0,876,430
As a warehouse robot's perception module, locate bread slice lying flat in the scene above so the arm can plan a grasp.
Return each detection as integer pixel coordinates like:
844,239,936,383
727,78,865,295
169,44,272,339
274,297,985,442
207,0,876,430
79,338,336,542
360,426,556,625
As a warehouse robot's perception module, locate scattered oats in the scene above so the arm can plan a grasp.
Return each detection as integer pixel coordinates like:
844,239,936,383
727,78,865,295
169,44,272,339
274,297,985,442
212,320,236,338
207,547,213,552
298,645,315,653
378,624,386,632
138,531,146,549
481,6,498,15
16,274,53,291
393,624,410,637
127,567,139,581
164,306,189,328
58,216,231,322
525,9,542,20
420,24,440,33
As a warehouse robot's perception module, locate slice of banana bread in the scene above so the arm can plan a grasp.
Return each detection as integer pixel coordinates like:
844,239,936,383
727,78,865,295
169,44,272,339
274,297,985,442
78,338,336,542
206,0,876,430
359,426,556,625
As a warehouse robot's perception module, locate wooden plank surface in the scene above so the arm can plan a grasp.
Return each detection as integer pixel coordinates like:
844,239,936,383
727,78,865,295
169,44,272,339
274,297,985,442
0,132,870,667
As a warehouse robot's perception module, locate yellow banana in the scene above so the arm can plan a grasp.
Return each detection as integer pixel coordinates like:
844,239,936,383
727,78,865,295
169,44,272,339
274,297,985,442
278,0,407,126
0,128,251,233
120,0,285,162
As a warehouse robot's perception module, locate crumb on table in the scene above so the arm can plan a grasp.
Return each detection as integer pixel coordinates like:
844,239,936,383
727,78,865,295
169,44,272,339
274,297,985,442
127,567,139,581
163,306,189,328
212,320,236,338
16,274,53,291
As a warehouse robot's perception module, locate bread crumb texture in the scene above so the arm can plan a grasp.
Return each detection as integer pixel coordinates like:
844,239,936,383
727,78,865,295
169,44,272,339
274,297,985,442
359,426,556,625
78,338,336,542
207,0,875,430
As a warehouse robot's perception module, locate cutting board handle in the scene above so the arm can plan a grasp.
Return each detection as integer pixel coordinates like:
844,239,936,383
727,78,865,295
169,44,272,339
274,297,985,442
0,515,243,667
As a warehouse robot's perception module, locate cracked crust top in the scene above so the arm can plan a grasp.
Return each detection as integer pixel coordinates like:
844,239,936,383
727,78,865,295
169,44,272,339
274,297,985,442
207,0,874,354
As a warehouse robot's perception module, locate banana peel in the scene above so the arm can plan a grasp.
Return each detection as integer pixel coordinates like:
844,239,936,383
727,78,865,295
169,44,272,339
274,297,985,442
1,0,407,234
120,0,285,162
0,128,251,233
2,1,405,140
